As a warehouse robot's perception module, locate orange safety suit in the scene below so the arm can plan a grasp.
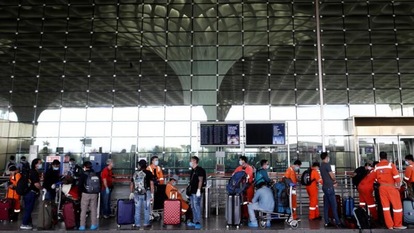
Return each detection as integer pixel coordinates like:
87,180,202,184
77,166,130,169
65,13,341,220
165,182,189,215
233,165,254,219
357,170,378,221
374,160,403,229
404,164,414,183
284,166,298,220
147,165,164,185
6,172,21,212
306,167,322,220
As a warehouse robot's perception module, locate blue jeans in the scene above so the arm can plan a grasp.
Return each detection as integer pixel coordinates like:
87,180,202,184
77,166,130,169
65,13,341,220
134,191,151,226
22,191,37,225
190,194,202,224
322,186,340,225
100,189,112,216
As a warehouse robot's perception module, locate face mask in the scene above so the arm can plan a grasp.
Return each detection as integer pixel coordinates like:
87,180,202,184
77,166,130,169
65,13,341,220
189,161,193,167
265,165,269,170
405,161,410,166
37,164,43,169
53,166,59,171
69,162,75,166
154,160,159,166
367,166,372,170
172,181,176,186
239,161,243,166
294,166,300,172
326,157,330,163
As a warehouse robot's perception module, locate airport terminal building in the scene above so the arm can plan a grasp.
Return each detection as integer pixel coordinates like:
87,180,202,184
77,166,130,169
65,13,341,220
1,0,414,174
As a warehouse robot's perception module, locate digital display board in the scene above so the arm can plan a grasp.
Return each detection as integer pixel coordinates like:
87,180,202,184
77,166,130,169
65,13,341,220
200,123,240,146
245,122,286,146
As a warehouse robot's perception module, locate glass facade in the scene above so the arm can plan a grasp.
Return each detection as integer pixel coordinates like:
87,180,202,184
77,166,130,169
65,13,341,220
0,0,413,173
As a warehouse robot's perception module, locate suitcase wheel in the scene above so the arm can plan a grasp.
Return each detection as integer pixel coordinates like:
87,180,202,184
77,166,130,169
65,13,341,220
259,220,266,229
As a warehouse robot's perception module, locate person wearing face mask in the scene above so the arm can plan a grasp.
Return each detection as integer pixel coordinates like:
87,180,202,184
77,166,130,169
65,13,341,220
306,162,323,221
254,160,272,187
6,165,21,219
283,159,302,221
18,156,30,176
67,158,82,184
147,156,164,185
165,175,190,219
357,161,378,222
232,155,255,221
187,156,206,229
403,154,414,197
43,159,61,201
20,158,43,230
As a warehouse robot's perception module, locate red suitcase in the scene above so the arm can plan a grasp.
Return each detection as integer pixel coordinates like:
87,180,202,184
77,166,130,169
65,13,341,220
163,199,181,225
0,198,15,221
62,201,79,229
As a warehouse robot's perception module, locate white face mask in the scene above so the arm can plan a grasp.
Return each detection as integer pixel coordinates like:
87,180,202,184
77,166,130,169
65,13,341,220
405,161,410,166
189,161,193,167
172,181,176,186
265,165,269,170
367,166,372,170
37,164,43,170
294,166,300,172
326,157,330,163
239,161,243,166
154,160,159,166
53,166,59,171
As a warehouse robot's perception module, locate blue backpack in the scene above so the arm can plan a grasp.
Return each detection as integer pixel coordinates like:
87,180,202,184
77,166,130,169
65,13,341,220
272,178,292,213
254,169,267,186
226,170,249,195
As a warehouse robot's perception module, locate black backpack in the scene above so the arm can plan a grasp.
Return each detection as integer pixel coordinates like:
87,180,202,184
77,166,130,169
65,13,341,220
300,168,314,186
16,171,31,196
84,171,101,194
352,167,368,187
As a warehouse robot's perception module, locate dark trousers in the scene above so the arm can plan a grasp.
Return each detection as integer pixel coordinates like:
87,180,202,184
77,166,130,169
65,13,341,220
22,191,37,225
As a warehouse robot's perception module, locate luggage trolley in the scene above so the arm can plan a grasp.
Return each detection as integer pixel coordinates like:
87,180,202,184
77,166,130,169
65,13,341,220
256,184,299,229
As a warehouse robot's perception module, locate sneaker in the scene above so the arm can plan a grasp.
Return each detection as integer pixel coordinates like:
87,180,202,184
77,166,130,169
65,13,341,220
20,225,33,230
90,225,98,230
248,221,259,228
78,226,86,231
394,226,407,230
187,221,195,227
103,215,110,219
194,223,202,229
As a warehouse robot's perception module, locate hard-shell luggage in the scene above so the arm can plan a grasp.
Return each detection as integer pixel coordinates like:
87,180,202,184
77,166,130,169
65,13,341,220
327,195,342,220
38,200,56,230
225,194,241,228
353,207,371,230
116,199,135,228
163,199,181,225
0,198,14,221
343,196,355,218
403,198,414,225
62,201,80,229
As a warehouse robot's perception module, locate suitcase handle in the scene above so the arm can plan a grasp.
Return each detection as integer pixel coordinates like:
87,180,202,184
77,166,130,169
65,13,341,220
170,191,178,199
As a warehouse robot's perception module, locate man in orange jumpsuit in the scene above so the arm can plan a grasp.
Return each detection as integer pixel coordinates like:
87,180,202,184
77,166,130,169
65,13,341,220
284,159,301,220
6,165,21,215
233,155,254,220
165,174,189,215
147,156,164,185
403,154,414,196
306,162,322,220
357,161,378,221
373,152,406,230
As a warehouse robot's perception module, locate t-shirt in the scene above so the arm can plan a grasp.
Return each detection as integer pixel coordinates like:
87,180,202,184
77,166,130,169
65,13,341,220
29,169,41,193
189,166,206,194
320,162,334,188
130,170,153,192
100,166,113,190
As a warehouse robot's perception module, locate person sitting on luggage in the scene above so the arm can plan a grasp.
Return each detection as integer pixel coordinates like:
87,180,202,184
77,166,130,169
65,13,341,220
404,154,414,197
78,161,99,231
147,155,164,185
357,161,378,222
6,165,21,216
373,151,406,230
306,162,323,221
254,159,272,187
247,182,275,228
43,159,61,201
165,175,190,218
283,159,301,221
129,159,154,228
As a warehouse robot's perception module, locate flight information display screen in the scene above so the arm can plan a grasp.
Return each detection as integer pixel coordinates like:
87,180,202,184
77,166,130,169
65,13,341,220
200,123,240,146
245,122,286,146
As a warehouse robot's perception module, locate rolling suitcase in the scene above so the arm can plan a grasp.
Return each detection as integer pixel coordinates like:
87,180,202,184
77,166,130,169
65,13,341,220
0,198,14,221
38,200,55,230
225,194,241,228
62,201,80,229
403,198,414,225
343,196,355,218
327,194,342,221
163,199,181,225
116,199,135,228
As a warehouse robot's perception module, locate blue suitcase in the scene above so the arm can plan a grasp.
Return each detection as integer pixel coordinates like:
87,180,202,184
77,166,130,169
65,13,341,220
343,196,355,218
116,199,135,228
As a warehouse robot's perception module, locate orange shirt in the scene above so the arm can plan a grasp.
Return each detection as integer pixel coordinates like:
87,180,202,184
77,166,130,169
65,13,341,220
284,166,298,184
374,160,400,185
147,165,164,185
404,165,414,183
233,165,254,184
309,168,322,188
358,170,376,191
7,173,21,199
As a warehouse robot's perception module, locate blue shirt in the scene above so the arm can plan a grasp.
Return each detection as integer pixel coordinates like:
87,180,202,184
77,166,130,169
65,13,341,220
252,186,275,212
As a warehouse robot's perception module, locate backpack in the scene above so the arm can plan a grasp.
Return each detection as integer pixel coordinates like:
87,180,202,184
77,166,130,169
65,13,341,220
133,170,147,195
352,167,368,187
226,170,249,195
16,171,31,196
254,169,268,186
84,171,101,194
20,162,30,176
272,178,291,213
300,168,314,186
353,206,371,230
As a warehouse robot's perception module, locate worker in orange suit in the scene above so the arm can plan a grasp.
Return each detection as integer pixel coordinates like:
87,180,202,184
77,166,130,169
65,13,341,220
233,155,254,220
284,159,302,221
147,155,164,185
357,161,378,221
165,174,189,216
373,152,406,230
6,165,21,214
403,154,414,196
306,162,322,220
